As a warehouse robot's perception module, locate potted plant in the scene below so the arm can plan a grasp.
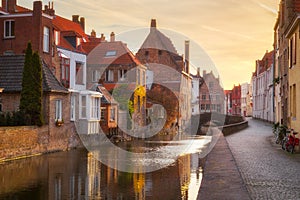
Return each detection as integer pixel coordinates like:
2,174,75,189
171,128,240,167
55,119,64,127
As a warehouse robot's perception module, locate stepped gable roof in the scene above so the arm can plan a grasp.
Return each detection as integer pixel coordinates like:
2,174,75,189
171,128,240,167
257,50,274,75
0,55,67,93
88,41,141,66
140,19,177,54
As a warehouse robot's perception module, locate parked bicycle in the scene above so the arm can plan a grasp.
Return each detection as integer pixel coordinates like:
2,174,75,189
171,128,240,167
281,129,299,153
274,124,287,145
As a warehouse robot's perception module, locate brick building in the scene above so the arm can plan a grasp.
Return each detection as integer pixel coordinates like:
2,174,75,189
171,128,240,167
0,1,103,136
231,84,241,116
199,70,224,114
87,33,147,132
136,19,192,131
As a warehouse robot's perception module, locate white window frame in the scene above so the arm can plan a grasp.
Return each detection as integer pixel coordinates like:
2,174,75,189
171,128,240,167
76,62,84,85
80,95,87,119
54,30,60,45
105,70,114,82
92,70,100,83
4,20,15,38
110,107,115,121
91,97,100,120
70,95,75,121
55,100,62,121
43,26,50,53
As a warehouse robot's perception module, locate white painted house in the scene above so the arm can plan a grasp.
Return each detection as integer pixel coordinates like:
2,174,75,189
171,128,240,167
252,51,274,122
53,15,102,135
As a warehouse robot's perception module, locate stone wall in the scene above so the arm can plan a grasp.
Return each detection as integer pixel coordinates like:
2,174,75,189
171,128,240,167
0,124,82,161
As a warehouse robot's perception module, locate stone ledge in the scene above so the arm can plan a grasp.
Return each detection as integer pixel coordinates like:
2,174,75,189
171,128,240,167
218,120,249,136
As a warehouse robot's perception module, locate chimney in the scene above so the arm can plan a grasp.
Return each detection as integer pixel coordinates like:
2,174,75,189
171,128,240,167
197,68,200,77
110,32,115,42
80,17,85,32
3,0,17,12
185,40,190,74
44,1,55,16
151,19,157,28
91,30,96,38
72,15,79,23
100,33,105,41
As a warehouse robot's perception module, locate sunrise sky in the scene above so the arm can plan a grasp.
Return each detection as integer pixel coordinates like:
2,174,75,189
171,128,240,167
17,0,279,89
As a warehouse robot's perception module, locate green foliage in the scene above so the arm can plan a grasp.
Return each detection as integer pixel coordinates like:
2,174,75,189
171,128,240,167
19,42,44,126
0,111,30,126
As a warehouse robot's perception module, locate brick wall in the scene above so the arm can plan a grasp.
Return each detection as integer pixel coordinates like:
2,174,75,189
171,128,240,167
0,123,82,161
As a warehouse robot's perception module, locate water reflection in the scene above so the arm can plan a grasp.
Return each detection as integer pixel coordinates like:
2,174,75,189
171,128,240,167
0,146,204,200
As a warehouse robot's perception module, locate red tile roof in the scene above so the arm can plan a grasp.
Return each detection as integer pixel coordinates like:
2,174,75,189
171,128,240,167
88,41,141,65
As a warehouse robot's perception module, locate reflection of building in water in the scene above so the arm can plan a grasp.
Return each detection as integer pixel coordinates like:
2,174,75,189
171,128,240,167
86,152,101,198
178,155,191,200
0,150,202,199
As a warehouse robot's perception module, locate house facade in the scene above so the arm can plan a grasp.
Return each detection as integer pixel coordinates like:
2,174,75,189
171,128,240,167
87,33,147,134
191,69,201,116
285,12,300,133
136,19,192,132
0,1,102,135
231,85,241,116
199,70,224,114
252,51,274,122
273,0,296,126
241,83,249,117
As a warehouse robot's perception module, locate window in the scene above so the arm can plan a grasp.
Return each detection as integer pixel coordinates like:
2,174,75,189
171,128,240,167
55,100,62,121
105,50,117,57
76,62,84,85
105,70,114,82
43,26,50,53
80,96,87,118
92,70,100,83
158,50,162,56
201,104,205,111
91,97,100,119
209,82,214,89
54,30,60,45
101,107,106,122
4,20,15,38
206,104,210,111
118,69,127,81
61,57,70,88
70,96,75,121
145,51,149,56
110,108,115,121
290,33,297,67
202,94,206,100
290,84,297,118
0,103,2,112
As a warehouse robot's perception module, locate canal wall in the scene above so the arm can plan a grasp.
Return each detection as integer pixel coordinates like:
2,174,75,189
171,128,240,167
0,123,82,162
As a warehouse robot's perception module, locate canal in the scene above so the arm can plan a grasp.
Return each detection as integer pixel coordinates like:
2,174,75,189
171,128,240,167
0,134,217,200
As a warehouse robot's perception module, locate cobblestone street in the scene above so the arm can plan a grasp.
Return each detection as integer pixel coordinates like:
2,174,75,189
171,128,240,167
226,118,300,199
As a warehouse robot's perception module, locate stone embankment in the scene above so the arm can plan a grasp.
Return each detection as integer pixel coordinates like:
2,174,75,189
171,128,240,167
0,124,81,162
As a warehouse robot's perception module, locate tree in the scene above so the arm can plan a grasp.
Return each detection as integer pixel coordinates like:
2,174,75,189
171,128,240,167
20,42,33,116
31,52,44,126
19,42,44,126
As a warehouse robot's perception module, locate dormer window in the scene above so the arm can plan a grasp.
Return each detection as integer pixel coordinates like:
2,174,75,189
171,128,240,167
4,20,15,38
105,50,117,57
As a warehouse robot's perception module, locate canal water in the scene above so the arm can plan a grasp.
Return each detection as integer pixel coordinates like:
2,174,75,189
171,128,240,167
0,135,215,200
